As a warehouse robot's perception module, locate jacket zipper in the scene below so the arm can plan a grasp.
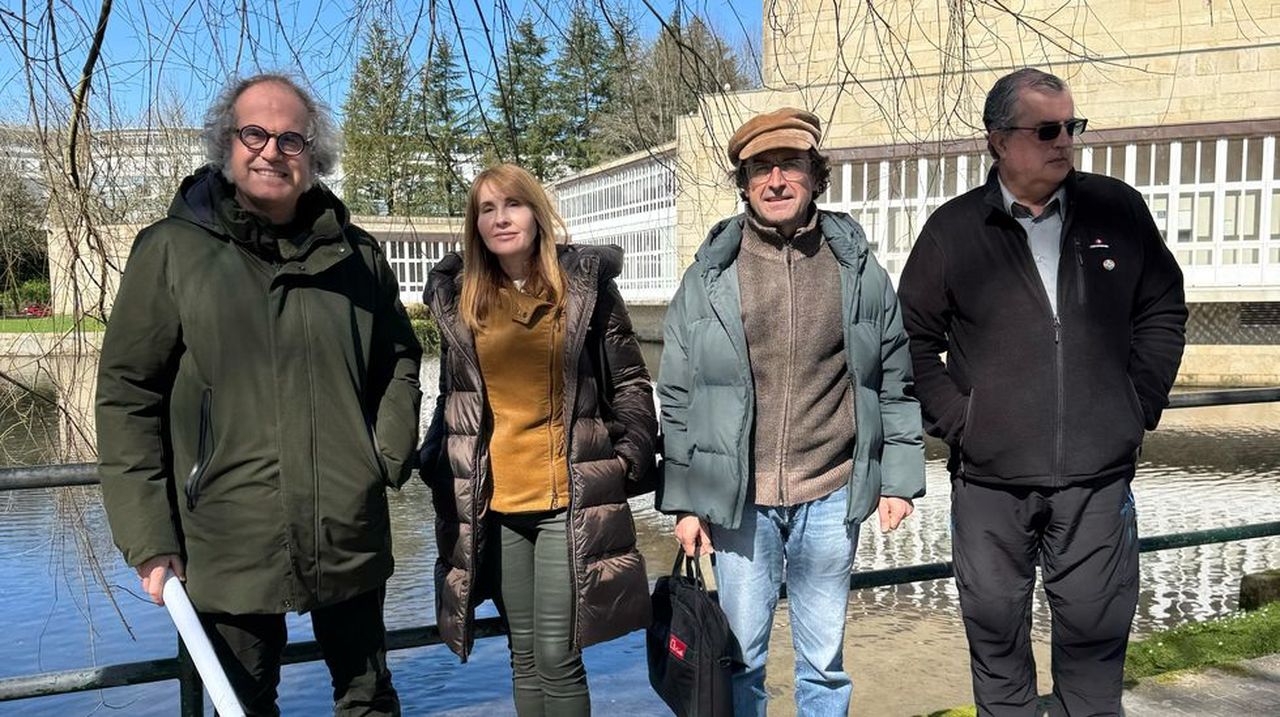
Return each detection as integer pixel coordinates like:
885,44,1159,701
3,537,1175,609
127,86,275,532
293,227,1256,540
561,265,598,651
436,312,486,662
701,263,754,524
367,423,389,485
1053,316,1064,485
300,293,322,598
843,244,867,519
1073,237,1086,307
549,315,560,510
1011,220,1066,485
1057,209,1079,485
845,366,861,518
778,243,795,505
267,262,297,611
958,388,975,476
185,388,214,510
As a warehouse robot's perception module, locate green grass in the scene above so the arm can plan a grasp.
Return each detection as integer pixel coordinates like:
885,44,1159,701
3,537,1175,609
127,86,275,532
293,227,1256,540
922,707,976,717
1124,602,1280,681
917,604,1280,716
0,315,103,333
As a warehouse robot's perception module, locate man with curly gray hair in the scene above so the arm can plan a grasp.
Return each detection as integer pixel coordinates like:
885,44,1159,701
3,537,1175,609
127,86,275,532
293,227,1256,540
201,72,341,187
96,73,420,716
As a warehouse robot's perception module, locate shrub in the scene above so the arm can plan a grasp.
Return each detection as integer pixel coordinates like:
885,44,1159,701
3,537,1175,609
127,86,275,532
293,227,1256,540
411,316,441,356
18,278,50,305
404,302,431,321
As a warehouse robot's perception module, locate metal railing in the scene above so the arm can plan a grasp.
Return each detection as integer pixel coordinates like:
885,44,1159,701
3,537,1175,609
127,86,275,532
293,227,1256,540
2,386,1279,714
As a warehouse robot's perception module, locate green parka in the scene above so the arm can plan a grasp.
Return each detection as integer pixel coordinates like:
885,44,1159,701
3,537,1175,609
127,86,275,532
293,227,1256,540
657,210,926,529
96,167,422,614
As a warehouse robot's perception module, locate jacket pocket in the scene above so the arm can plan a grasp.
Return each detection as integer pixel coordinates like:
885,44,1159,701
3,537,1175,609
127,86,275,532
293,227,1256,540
959,390,975,452
1124,376,1145,429
365,421,390,486
958,389,985,474
185,388,213,511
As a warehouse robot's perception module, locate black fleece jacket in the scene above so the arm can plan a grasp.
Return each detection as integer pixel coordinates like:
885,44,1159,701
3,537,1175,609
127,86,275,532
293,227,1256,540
898,168,1187,486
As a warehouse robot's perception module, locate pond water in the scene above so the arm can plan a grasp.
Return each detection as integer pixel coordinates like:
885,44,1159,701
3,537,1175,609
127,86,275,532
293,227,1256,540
1,355,1278,715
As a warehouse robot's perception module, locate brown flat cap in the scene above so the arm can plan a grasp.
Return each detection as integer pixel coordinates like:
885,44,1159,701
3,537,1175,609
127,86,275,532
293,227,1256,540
727,107,822,164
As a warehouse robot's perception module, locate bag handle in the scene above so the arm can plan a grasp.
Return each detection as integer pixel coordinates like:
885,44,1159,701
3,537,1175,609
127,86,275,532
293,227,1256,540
670,546,707,587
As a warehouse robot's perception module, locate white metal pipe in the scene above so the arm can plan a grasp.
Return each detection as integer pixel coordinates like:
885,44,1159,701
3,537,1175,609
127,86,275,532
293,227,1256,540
162,571,245,717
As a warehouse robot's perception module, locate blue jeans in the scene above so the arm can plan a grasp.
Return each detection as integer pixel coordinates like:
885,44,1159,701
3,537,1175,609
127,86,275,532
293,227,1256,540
711,484,858,717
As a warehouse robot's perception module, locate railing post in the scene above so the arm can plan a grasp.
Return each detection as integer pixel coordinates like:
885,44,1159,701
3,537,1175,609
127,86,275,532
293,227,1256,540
177,640,204,717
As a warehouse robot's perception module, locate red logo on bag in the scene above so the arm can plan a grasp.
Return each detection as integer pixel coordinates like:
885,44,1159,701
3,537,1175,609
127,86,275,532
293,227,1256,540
668,635,687,660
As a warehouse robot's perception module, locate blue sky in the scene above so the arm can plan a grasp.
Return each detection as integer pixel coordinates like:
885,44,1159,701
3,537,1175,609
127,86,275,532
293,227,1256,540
0,0,762,126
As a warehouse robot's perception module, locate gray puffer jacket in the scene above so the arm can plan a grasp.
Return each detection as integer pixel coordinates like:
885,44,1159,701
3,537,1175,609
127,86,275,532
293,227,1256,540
657,210,926,529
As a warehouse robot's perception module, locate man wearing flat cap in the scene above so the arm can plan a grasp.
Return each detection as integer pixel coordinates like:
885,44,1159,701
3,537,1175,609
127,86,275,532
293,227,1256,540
657,107,926,715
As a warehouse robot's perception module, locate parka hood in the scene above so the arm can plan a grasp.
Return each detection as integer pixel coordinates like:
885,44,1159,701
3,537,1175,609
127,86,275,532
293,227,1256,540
167,165,351,248
695,205,870,273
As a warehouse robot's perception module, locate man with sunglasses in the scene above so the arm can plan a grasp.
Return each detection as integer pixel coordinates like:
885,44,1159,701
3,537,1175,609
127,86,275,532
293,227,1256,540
898,68,1187,715
96,73,421,716
658,107,925,715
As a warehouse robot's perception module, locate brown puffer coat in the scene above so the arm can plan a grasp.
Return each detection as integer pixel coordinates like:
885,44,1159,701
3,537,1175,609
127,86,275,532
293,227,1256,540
420,243,657,660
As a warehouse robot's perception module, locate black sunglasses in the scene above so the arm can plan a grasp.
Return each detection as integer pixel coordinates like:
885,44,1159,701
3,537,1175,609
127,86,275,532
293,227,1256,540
235,125,311,156
1002,118,1088,142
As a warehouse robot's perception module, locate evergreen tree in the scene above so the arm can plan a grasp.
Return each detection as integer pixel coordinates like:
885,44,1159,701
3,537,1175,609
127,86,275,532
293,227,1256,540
341,22,416,215
593,10,646,159
487,18,560,180
552,4,611,171
597,11,750,154
409,32,472,216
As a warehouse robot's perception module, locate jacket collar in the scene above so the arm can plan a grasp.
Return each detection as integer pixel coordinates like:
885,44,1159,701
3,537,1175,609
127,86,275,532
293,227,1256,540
696,205,869,275
741,207,822,259
169,165,351,271
982,165,1079,220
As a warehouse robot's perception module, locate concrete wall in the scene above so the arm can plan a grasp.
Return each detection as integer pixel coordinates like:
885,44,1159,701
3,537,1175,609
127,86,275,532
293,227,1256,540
763,1,1280,95
1179,345,1280,386
48,223,139,317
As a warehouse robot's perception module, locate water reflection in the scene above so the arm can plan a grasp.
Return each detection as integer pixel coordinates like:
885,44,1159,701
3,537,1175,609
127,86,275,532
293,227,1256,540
0,356,1277,715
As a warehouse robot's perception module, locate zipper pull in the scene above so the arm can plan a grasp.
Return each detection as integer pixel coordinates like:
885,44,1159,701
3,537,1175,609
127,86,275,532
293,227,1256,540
1053,316,1062,344
1074,238,1083,265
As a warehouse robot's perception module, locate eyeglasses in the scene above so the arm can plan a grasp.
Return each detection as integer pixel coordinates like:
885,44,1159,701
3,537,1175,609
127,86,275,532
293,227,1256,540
744,156,812,183
235,125,311,156
1001,118,1088,142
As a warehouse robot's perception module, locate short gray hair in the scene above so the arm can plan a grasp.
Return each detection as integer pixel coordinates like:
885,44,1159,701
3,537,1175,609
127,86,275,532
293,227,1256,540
201,73,341,182
983,68,1068,159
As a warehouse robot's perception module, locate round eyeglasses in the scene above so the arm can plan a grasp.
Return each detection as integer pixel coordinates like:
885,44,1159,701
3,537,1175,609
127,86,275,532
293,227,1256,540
1001,118,1088,142
235,125,311,156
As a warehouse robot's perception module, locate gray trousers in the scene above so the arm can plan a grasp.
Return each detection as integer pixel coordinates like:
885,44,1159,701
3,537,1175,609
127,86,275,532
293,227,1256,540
951,473,1139,717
